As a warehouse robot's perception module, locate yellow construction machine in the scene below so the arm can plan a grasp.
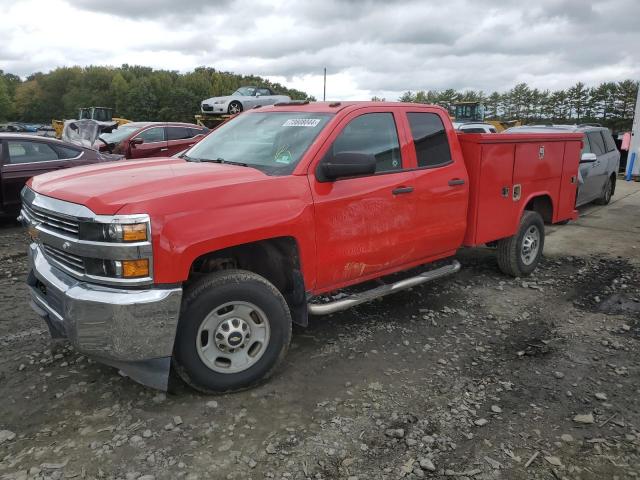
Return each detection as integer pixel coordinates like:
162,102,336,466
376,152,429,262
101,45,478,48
451,101,520,132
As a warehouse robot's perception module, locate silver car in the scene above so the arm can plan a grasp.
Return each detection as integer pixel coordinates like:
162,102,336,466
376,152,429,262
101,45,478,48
201,86,291,115
504,125,620,207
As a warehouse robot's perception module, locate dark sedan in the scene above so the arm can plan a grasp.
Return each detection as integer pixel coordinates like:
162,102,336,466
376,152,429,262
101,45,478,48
0,133,121,217
98,122,208,159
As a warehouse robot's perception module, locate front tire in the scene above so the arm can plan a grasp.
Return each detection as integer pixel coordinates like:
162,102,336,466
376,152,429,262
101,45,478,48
173,269,292,394
228,101,243,115
496,211,545,277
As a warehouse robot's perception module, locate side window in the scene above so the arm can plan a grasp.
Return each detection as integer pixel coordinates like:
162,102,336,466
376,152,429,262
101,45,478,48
53,145,82,159
257,88,271,96
587,131,605,155
460,127,486,133
407,112,452,168
138,127,166,143
602,130,617,152
7,141,59,164
331,113,402,173
188,127,207,137
167,126,191,140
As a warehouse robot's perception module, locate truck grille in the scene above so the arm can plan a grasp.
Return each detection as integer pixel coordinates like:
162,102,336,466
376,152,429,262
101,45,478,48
23,203,79,237
43,245,85,274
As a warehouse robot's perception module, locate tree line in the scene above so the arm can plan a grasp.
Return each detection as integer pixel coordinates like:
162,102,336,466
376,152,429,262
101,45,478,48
398,80,639,131
0,65,313,124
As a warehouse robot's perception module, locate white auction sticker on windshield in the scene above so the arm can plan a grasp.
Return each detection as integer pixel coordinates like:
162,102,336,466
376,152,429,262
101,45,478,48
282,118,321,127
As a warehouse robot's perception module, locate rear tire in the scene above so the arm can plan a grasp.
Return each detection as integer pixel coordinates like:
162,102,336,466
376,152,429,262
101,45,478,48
496,211,545,277
594,175,613,205
173,269,292,394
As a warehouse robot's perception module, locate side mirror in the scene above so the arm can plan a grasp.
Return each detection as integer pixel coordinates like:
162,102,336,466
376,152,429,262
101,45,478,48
580,152,597,163
130,137,144,147
321,152,377,181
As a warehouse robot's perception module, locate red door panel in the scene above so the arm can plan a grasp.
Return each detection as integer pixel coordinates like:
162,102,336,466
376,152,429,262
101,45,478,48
557,139,581,221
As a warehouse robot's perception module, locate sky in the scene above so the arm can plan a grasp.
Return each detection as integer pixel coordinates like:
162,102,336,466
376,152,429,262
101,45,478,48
0,0,638,101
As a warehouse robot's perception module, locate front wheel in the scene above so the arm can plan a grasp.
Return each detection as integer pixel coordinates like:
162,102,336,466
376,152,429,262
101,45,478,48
496,211,545,277
228,101,243,115
173,269,292,394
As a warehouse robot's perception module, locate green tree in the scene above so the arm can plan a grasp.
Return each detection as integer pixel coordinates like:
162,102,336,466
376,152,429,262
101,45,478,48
0,77,13,121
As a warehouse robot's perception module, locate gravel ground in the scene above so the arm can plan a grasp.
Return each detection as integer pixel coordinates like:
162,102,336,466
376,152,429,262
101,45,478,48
1,202,639,480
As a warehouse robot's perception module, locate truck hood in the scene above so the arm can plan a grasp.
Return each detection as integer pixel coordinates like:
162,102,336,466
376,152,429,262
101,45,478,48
29,158,268,215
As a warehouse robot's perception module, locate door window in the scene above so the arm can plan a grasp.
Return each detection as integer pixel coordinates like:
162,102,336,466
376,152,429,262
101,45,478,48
53,145,82,159
188,127,207,137
331,113,402,173
167,126,191,140
407,113,452,168
602,130,617,152
257,88,271,96
138,127,166,143
587,131,605,155
6,141,59,164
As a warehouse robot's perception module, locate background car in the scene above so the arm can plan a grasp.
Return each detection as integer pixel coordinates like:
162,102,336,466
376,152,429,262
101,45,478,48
504,124,620,207
0,133,122,217
201,86,291,115
455,122,498,133
98,122,208,159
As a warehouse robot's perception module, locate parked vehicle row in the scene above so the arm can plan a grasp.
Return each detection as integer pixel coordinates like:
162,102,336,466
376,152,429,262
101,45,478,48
98,122,208,158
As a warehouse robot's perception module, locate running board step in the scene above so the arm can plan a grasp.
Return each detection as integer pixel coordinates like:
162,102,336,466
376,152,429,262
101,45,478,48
308,260,461,316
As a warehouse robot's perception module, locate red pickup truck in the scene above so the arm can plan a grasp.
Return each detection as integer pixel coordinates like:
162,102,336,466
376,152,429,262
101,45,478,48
20,102,582,393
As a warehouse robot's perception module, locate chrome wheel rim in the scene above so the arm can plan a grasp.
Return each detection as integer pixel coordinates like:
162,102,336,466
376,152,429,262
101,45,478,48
521,225,540,265
196,301,270,374
229,103,241,114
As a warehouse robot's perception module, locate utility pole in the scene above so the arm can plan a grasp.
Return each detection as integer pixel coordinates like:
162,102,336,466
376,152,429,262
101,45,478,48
323,68,326,102
627,83,640,181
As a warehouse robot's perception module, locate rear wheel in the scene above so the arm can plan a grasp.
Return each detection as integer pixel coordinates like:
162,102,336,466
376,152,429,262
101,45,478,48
496,211,545,277
594,175,613,205
173,269,292,393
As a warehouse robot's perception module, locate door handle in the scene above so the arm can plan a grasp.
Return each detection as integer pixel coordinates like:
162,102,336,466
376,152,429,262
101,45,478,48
160,148,168,152
392,186,414,195
448,178,465,186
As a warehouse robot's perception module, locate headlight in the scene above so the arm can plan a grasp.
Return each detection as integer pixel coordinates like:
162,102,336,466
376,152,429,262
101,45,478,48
80,221,148,243
213,100,225,104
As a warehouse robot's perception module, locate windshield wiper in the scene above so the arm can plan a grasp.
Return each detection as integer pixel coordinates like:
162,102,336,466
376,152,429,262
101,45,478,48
200,157,249,167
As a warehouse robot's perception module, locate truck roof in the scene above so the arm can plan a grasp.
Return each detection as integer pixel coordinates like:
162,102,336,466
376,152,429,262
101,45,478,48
255,101,448,114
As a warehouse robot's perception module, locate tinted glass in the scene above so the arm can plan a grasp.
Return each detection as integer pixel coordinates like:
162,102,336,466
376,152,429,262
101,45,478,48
54,145,82,159
167,127,191,140
602,130,617,152
188,128,207,137
460,128,486,133
7,141,59,164
587,131,605,155
331,113,401,173
138,127,165,143
407,112,452,168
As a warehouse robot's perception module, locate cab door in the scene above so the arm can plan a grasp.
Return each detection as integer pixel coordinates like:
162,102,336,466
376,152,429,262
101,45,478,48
166,126,199,156
128,125,168,159
400,110,469,255
309,109,419,290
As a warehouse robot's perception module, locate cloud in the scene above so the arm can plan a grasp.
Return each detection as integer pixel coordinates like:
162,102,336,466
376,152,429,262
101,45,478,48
0,0,638,101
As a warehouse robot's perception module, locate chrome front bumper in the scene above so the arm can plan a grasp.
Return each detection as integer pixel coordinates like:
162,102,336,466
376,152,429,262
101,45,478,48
28,243,182,390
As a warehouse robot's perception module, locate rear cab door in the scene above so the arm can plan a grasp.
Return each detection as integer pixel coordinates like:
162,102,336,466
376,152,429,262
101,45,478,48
0,138,71,213
129,125,168,158
398,108,469,257
307,106,423,291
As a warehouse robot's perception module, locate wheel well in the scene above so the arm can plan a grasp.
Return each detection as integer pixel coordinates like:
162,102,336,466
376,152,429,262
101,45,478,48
187,237,308,326
524,195,553,223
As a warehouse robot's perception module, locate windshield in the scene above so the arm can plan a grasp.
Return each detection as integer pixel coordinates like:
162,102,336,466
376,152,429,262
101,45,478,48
100,125,142,144
233,87,257,96
184,112,333,175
